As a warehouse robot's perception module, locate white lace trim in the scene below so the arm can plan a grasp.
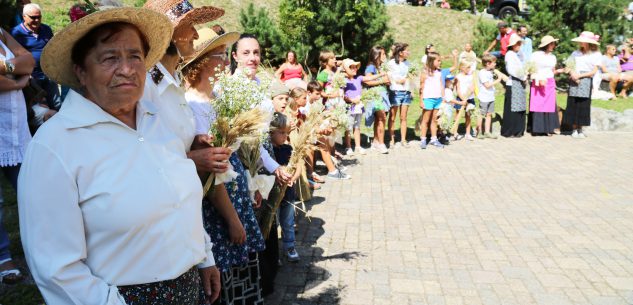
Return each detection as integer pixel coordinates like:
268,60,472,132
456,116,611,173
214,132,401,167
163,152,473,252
0,148,26,167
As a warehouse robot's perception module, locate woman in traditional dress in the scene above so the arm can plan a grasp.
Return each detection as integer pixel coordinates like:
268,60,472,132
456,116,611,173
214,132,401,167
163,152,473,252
562,31,599,138
528,35,566,136
501,34,528,138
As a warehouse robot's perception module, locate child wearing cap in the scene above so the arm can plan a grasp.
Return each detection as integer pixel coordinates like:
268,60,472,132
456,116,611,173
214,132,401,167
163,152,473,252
342,58,385,155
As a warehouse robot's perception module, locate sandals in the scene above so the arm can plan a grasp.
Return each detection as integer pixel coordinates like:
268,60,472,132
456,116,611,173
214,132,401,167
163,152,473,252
308,179,322,190
311,173,325,184
0,260,24,285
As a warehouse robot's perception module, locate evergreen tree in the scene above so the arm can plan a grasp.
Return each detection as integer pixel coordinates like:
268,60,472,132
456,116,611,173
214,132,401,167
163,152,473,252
240,0,393,69
239,3,286,66
528,0,632,57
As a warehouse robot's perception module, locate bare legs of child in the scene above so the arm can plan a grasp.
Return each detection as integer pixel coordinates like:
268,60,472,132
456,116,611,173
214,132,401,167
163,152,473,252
419,109,443,149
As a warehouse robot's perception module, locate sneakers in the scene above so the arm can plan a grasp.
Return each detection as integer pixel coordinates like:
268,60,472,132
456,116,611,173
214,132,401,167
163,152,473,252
465,134,475,141
355,147,366,155
477,133,485,140
370,142,379,150
378,144,389,154
420,140,427,149
451,134,464,141
571,130,581,139
327,170,351,180
429,139,444,148
484,133,498,139
345,148,354,156
401,141,410,148
286,248,300,262
578,130,587,138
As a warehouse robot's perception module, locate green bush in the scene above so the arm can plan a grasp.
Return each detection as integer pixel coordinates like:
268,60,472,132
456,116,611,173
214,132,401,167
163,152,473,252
472,17,498,55
448,0,487,13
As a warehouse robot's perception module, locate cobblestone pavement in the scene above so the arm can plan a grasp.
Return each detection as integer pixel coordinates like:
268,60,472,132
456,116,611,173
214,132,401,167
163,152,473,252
265,132,633,305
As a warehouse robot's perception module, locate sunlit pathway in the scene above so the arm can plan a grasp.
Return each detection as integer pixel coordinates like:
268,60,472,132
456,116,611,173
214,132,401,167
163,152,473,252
266,132,633,305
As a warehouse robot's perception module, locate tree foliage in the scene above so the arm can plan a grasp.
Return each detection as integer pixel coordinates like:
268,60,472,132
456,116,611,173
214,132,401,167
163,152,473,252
240,0,393,69
527,0,632,57
239,3,286,67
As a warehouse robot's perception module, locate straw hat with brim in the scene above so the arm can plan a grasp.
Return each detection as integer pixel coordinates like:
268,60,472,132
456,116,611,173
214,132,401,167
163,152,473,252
507,34,523,48
144,0,224,30
181,27,240,70
41,7,173,89
538,35,559,49
571,31,600,45
342,59,361,70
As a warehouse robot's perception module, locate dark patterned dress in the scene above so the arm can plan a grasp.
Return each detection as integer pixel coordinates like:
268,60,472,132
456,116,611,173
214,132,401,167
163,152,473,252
202,152,266,305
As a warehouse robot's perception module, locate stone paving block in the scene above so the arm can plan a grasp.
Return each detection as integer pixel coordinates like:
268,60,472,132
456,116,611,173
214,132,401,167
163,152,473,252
267,134,633,305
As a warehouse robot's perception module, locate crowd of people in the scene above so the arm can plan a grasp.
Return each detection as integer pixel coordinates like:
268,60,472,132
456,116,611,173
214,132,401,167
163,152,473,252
1,0,633,304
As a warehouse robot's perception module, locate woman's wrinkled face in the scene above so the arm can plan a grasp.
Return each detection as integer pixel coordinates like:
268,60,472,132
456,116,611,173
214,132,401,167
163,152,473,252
233,38,261,75
173,23,199,58
272,94,289,112
74,26,146,111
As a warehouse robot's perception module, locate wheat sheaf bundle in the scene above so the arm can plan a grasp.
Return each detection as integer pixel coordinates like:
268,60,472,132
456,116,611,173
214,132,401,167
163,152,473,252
203,107,270,195
260,106,324,238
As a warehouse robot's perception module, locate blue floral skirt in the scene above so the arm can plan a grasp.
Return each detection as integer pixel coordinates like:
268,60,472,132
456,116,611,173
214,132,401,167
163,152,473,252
118,267,198,305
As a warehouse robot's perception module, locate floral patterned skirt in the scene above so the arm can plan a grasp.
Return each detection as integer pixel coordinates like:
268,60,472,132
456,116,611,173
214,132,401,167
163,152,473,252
118,267,199,305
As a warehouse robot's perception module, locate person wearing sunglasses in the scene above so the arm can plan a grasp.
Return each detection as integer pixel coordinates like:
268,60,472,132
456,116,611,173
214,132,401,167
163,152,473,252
11,3,60,129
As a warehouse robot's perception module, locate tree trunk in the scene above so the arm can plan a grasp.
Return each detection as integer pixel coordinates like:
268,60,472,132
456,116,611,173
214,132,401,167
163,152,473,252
470,0,477,14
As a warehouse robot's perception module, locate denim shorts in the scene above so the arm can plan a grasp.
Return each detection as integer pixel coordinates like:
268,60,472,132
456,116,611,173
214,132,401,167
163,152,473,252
422,98,443,110
389,90,412,107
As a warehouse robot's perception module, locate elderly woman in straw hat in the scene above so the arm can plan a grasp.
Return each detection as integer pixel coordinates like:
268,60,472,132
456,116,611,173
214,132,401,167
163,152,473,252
17,7,221,305
501,33,528,138
181,27,272,304
143,0,233,177
562,31,599,139
528,35,566,136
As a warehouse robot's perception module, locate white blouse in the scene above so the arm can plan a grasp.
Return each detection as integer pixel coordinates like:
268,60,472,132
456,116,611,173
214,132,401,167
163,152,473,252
505,50,526,84
571,50,596,73
0,30,31,167
530,51,557,79
387,59,411,92
18,90,214,305
143,63,196,152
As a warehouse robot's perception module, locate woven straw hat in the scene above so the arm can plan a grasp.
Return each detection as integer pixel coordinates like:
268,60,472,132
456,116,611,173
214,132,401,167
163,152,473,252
507,34,523,48
538,35,559,49
144,0,224,30
41,7,173,89
181,27,239,70
571,31,600,45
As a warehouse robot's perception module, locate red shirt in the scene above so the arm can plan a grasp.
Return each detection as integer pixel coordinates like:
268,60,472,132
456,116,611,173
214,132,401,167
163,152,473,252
499,28,514,56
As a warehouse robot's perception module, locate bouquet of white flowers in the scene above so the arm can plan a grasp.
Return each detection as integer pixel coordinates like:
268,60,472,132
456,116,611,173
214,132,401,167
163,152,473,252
330,71,347,89
564,56,576,73
203,68,271,195
360,87,383,108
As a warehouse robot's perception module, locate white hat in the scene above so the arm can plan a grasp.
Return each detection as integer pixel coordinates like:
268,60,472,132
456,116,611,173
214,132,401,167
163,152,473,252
507,34,523,48
538,35,559,49
342,58,361,70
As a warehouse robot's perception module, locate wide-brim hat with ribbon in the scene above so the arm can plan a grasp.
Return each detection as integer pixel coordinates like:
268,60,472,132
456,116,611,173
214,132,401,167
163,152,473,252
41,7,173,89
144,0,224,30
507,34,523,48
538,35,559,49
571,31,600,45
182,27,240,70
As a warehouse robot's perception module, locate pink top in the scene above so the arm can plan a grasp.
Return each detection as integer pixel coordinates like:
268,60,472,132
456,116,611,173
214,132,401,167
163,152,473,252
422,69,443,99
281,65,303,81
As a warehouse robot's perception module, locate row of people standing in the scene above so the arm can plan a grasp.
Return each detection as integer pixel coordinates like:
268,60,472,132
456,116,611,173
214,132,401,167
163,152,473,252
501,31,601,138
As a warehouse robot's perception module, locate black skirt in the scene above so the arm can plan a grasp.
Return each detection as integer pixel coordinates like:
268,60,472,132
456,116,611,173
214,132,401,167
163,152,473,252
562,96,591,127
530,112,560,134
501,86,526,137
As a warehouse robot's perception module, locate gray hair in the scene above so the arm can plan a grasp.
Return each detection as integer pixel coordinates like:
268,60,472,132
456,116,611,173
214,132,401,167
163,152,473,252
23,3,41,15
